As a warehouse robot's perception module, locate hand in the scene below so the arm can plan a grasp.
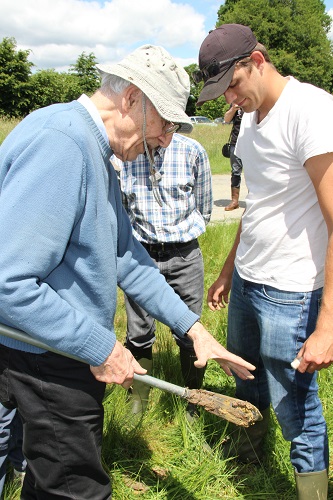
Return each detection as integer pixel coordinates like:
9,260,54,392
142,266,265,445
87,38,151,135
207,273,231,311
291,328,333,373
90,341,147,388
186,322,255,380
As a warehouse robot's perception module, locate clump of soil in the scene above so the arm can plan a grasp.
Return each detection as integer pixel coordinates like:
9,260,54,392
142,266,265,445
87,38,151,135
186,389,262,427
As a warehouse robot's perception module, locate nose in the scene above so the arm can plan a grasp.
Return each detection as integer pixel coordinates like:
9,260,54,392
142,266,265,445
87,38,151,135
158,133,173,148
224,88,237,104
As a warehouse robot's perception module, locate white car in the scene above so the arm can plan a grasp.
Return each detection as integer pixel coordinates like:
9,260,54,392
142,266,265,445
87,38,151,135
214,117,227,124
190,116,217,126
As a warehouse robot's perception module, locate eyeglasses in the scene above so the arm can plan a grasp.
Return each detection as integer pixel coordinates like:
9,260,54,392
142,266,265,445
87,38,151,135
192,53,251,84
164,122,180,135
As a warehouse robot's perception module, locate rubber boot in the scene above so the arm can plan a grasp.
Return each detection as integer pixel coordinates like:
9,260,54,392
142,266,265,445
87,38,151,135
222,407,270,463
179,349,206,422
225,187,240,211
13,469,26,488
295,469,328,500
128,358,152,417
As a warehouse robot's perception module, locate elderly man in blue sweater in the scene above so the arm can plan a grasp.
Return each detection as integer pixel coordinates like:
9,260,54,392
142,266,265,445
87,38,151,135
0,45,255,499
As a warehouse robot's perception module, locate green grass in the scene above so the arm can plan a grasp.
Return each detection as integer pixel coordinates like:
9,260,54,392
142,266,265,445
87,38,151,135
0,117,20,146
104,223,333,499
0,116,231,175
0,119,332,499
182,124,232,175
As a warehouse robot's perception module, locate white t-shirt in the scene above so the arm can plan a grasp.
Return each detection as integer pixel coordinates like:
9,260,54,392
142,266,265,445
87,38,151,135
235,76,333,292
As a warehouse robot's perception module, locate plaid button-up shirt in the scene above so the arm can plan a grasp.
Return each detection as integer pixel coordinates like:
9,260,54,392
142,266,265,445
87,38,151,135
114,134,213,244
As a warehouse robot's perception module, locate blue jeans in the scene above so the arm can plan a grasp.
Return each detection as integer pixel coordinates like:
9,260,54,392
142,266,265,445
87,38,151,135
228,269,328,473
125,239,203,354
0,404,26,496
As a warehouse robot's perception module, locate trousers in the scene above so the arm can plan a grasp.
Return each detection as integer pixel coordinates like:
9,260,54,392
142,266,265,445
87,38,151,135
125,238,204,355
229,145,243,189
0,345,111,499
227,269,328,472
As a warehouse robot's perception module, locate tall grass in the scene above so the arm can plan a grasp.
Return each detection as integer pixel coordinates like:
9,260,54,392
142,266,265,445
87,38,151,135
0,116,231,175
105,223,333,499
0,117,20,146
183,124,232,175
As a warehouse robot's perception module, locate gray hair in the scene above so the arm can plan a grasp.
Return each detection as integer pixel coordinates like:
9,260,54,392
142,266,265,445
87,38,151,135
99,72,131,97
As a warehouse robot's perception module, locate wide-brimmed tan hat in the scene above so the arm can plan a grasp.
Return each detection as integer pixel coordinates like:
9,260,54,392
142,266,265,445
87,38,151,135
97,45,193,133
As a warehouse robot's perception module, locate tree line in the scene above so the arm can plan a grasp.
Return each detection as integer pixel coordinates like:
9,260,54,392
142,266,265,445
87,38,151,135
186,0,333,118
1,0,332,119
0,37,101,118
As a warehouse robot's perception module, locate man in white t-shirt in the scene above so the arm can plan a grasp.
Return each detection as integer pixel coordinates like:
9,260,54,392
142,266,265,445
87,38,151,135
194,24,333,499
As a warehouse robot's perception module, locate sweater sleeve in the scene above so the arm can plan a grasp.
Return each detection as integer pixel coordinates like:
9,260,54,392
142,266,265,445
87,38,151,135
0,128,116,365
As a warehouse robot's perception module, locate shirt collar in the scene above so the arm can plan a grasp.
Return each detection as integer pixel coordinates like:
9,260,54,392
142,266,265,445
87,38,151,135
77,94,109,144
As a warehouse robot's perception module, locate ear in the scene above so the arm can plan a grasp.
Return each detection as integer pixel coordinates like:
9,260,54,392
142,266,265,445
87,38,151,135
250,50,265,69
122,85,142,113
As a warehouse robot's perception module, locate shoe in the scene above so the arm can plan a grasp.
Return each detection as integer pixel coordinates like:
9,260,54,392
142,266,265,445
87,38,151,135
225,187,240,211
295,469,328,499
13,469,26,487
225,200,239,211
221,407,270,464
185,402,199,424
127,357,152,420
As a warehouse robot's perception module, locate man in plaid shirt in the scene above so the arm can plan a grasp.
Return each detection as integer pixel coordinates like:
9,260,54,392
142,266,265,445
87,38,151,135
115,132,213,420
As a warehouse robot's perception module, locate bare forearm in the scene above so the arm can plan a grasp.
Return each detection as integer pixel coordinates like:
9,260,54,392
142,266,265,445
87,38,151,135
315,232,333,332
221,221,242,278
295,154,333,371
294,232,333,372
207,221,242,310
224,105,238,123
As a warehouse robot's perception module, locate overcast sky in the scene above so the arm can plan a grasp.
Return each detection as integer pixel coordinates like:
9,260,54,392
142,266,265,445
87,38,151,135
1,0,333,72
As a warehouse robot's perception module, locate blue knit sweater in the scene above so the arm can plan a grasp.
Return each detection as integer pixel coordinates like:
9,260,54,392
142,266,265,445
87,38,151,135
0,101,198,365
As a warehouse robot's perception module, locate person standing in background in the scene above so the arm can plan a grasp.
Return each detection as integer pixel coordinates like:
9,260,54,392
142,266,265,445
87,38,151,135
223,103,244,211
114,132,213,421
0,405,26,496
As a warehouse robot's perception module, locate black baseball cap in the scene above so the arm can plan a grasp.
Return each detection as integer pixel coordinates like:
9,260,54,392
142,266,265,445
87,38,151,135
196,24,257,106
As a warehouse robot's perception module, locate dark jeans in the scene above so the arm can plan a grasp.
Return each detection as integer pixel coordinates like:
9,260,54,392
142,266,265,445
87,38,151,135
0,405,26,496
0,345,111,499
125,239,204,356
230,145,243,189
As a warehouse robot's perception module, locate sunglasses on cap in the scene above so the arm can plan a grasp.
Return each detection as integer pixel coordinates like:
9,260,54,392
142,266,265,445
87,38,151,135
192,53,252,84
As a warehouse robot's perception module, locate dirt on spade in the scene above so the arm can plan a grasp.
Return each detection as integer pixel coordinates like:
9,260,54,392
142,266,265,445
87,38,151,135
185,389,262,427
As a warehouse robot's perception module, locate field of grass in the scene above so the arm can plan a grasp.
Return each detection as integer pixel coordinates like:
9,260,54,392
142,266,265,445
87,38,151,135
0,117,20,146
103,224,333,500
4,223,333,499
183,124,232,175
0,117,332,499
0,116,232,176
